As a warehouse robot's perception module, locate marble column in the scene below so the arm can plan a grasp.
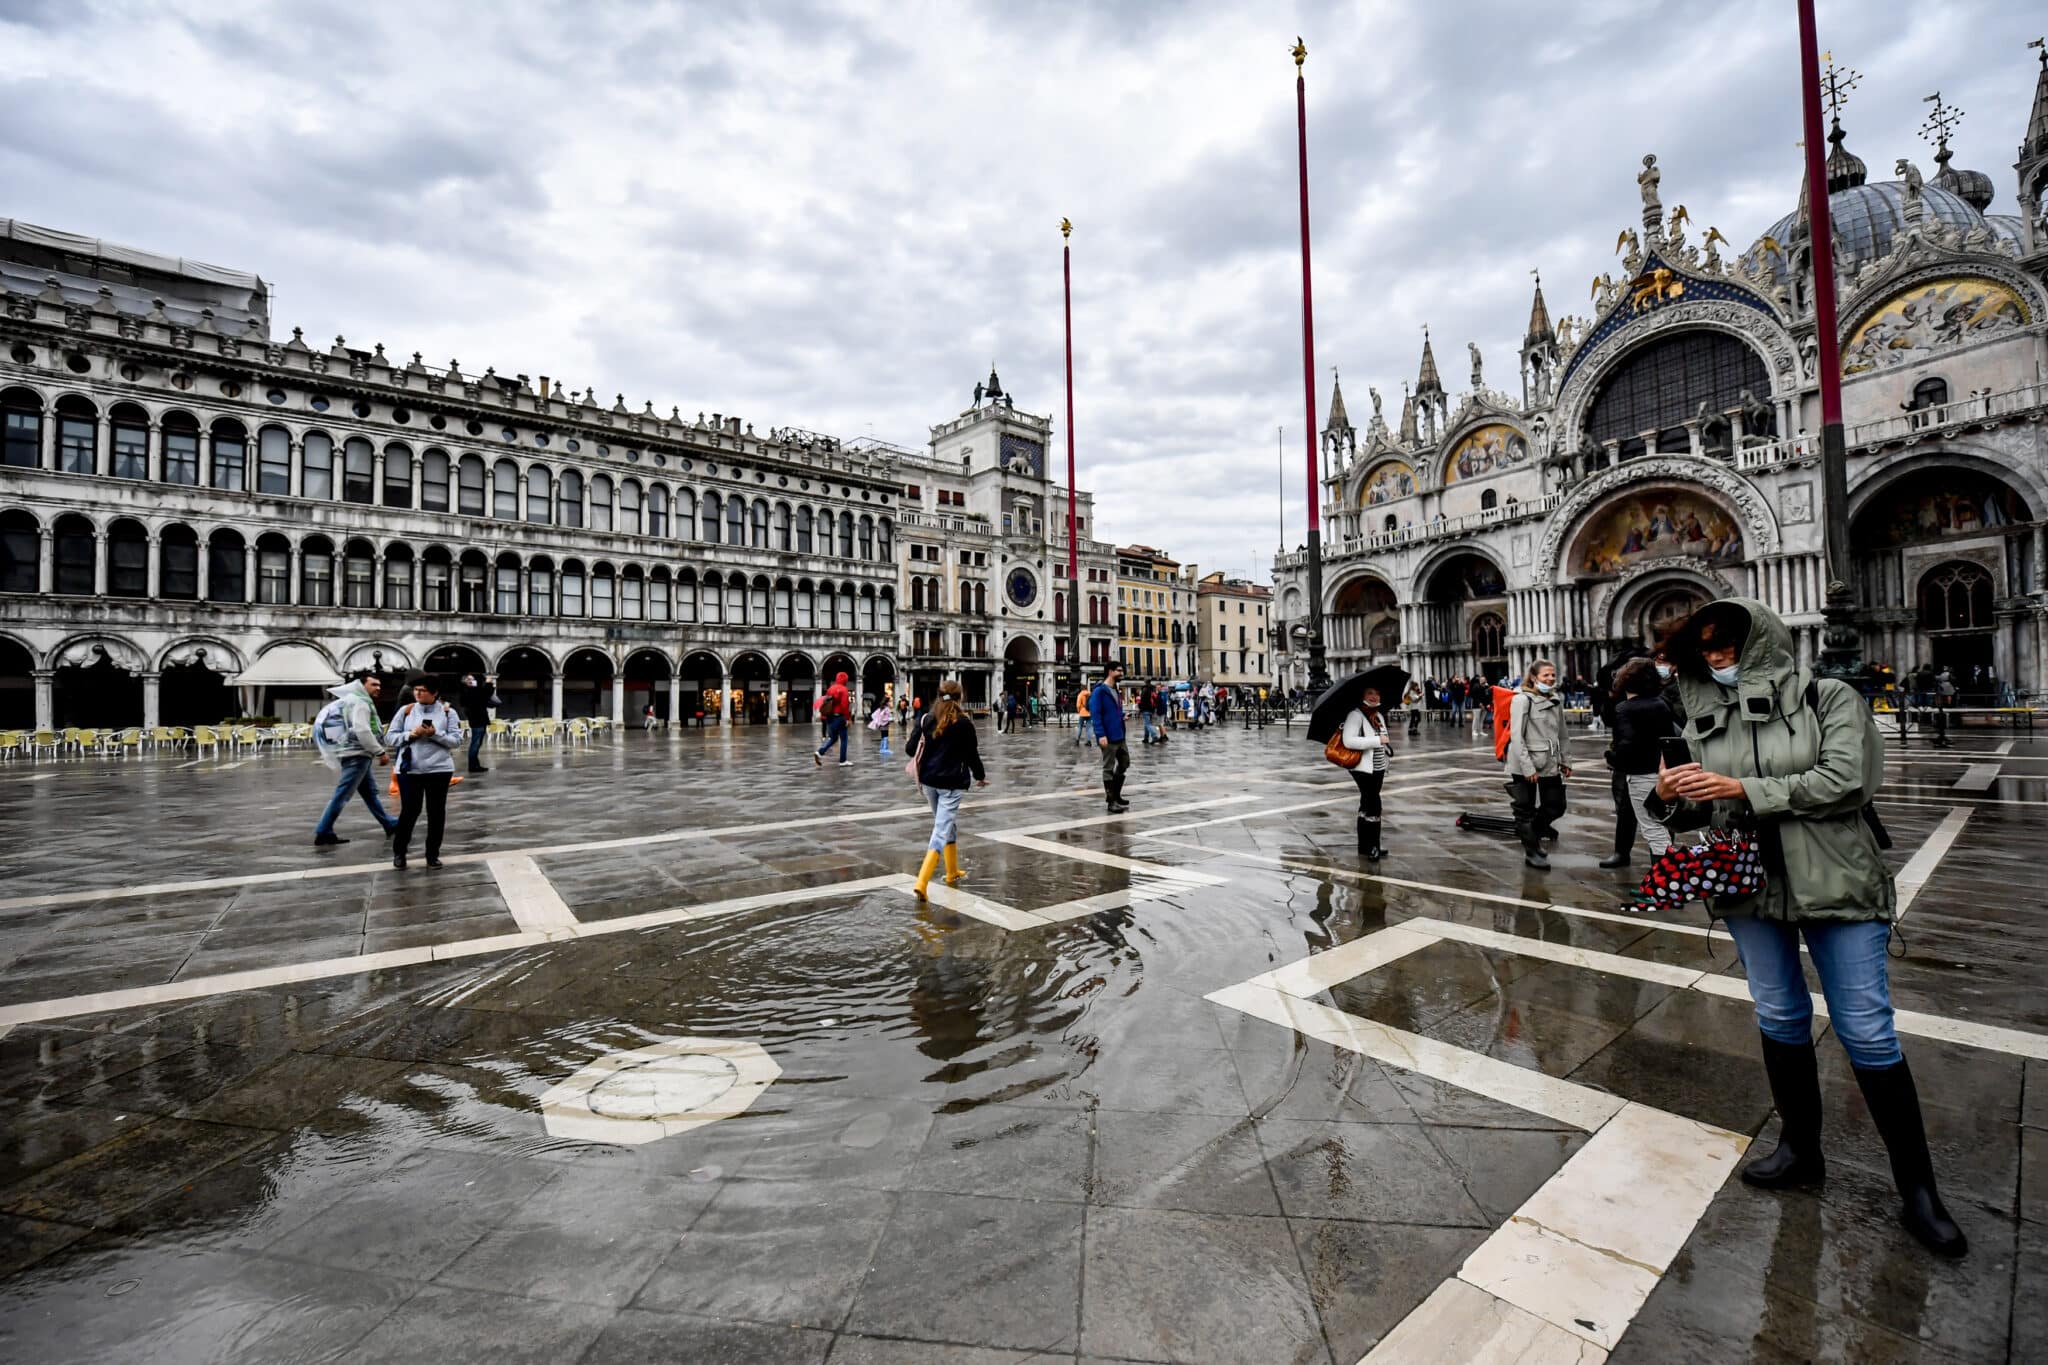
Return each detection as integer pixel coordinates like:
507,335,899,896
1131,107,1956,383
288,546,302,605
767,674,780,725
289,440,303,498
611,676,625,727
551,674,564,722
244,543,257,605
33,670,53,731
196,543,210,601
720,673,733,724
92,532,107,596
147,421,163,483
667,672,680,726
141,672,161,730
146,536,161,599
37,527,53,593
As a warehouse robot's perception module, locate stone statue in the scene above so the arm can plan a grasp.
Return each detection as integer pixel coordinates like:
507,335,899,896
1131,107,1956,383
1638,154,1662,213
1468,342,1483,390
1369,386,1383,420
974,381,985,404
1895,159,1924,225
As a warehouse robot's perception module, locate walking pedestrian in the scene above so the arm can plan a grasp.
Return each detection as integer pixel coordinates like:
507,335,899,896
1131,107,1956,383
814,670,853,767
1402,678,1425,736
1602,658,1676,865
459,672,494,773
1090,662,1131,813
1341,686,1393,859
869,698,895,757
386,675,464,870
1075,686,1094,745
1652,597,1965,1257
1595,648,1651,868
909,679,987,898
311,672,398,847
1505,660,1572,869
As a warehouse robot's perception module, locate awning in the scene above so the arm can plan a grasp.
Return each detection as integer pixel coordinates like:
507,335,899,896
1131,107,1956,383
233,644,339,687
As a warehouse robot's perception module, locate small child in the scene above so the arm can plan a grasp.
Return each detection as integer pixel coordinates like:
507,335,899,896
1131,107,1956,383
868,701,894,756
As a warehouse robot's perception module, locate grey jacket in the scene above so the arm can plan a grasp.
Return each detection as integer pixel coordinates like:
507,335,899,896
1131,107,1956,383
315,680,388,768
1505,688,1569,779
384,699,465,775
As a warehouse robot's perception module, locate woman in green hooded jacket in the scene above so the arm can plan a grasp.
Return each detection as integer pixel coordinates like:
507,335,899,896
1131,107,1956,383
1649,597,1964,1258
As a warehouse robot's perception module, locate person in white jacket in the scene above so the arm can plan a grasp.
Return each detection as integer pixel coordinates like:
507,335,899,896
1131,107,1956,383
311,673,397,847
1342,686,1394,859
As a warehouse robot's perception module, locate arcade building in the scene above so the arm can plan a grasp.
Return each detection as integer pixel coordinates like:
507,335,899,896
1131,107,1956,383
1274,54,2048,697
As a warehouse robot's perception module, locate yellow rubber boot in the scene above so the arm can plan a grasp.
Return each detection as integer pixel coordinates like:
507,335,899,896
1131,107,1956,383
913,850,940,899
943,843,962,886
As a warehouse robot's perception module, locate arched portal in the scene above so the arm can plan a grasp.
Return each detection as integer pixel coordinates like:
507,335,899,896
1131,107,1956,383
624,649,673,723
1414,551,1510,682
777,651,817,723
54,646,143,728
861,655,897,708
1328,574,1398,663
1917,560,1997,678
679,650,723,724
562,648,614,720
0,636,33,728
1002,635,1041,701
424,644,489,691
731,651,772,724
496,646,553,720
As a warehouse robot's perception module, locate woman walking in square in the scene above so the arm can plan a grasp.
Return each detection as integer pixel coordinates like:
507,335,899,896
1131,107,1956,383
385,675,464,870
1341,685,1393,860
910,679,987,897
1504,660,1572,869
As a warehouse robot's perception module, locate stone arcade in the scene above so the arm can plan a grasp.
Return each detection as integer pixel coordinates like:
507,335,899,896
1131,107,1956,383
1274,56,2048,695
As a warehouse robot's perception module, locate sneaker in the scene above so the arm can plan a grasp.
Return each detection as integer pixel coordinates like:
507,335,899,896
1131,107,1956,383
813,752,823,767
838,760,853,767
313,832,348,847
1524,851,1551,869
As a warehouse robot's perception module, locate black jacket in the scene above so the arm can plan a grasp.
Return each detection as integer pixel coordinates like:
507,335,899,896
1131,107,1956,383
1612,694,1678,775
459,681,493,726
914,714,986,790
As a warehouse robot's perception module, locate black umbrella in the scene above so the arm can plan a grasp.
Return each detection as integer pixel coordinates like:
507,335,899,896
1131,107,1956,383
1306,664,1413,744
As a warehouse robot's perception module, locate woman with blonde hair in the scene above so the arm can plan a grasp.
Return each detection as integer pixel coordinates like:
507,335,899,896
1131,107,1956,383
1504,659,1572,869
909,679,987,897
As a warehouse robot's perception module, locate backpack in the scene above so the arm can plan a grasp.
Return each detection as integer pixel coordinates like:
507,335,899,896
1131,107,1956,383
1802,678,1893,851
1491,685,1515,761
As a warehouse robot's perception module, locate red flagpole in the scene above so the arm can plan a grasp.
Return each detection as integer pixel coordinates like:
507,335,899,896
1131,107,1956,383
1293,38,1328,691
1062,218,1080,689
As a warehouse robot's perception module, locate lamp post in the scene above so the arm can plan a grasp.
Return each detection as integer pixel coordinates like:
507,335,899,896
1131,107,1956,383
1796,0,1860,679
1061,217,1083,704
1293,38,1329,694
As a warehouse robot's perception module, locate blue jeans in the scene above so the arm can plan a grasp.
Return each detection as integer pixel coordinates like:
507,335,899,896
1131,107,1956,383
315,755,394,837
1141,712,1159,741
923,785,965,850
467,723,486,768
817,715,848,760
1076,716,1093,744
1722,916,1901,1069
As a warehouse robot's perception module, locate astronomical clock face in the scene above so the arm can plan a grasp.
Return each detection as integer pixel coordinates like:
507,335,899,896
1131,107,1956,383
1006,567,1037,609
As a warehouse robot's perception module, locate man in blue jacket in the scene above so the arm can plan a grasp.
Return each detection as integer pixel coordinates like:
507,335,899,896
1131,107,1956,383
1089,662,1130,813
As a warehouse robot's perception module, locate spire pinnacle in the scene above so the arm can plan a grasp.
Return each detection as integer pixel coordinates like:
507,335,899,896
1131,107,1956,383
2025,37,2048,163
1325,370,1351,433
1415,326,1443,395
1525,269,1553,346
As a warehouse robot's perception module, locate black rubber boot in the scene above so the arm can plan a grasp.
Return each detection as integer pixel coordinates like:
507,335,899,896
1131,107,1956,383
1598,852,1631,869
1853,1059,1968,1257
1742,1036,1826,1190
1109,778,1130,813
1363,818,1384,861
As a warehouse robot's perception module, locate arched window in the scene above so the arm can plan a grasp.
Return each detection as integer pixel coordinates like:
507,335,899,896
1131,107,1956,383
344,539,376,608
1480,488,1498,511
774,579,793,627
492,459,519,519
301,535,334,606
619,478,643,535
796,578,815,628
1919,561,1995,632
1588,331,1772,459
1910,377,1949,411
592,563,617,617
878,588,894,632
526,465,552,524
910,578,923,611
457,454,486,515
160,524,199,599
725,574,746,623
494,552,521,614
1383,513,1398,533
421,545,451,611
675,570,698,623
209,418,246,491
421,448,451,512
53,514,95,594
383,443,413,508
838,511,855,558
1471,611,1505,659
1055,591,1066,623
749,574,769,623
815,507,835,556
701,572,723,624
458,550,488,612
528,555,554,616
112,405,151,480
974,583,987,614
858,515,874,560
649,567,671,621
649,484,669,537
255,532,290,604
301,431,334,499
1,388,40,468
163,412,200,486
702,491,723,544
56,396,97,476
621,565,645,620
560,559,586,617
796,506,814,554
383,543,414,609
253,425,289,493
675,488,695,541
557,469,583,527
958,581,971,613
774,502,791,551
724,496,743,546
859,588,876,631
751,499,769,548
877,518,892,561
0,510,38,592
208,529,246,603
340,437,373,503
589,474,614,532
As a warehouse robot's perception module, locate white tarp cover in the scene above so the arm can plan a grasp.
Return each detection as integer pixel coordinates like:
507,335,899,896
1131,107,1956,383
0,218,265,291
233,643,339,687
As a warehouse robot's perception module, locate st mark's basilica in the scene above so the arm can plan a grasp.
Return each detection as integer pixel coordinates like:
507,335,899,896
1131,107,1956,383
1274,50,2048,698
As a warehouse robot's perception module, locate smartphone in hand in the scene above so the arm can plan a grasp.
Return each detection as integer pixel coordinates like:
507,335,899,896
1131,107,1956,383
1658,736,1691,770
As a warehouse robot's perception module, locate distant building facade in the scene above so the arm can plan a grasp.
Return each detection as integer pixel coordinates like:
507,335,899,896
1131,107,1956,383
1196,572,1271,689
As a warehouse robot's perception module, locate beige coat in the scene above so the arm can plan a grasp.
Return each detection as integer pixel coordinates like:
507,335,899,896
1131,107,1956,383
1505,687,1569,779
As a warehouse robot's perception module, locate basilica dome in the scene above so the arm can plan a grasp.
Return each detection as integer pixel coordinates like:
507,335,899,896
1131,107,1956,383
1746,180,1993,279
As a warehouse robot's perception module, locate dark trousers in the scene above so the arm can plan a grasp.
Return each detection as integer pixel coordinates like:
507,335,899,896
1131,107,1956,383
1507,774,1567,852
467,723,487,769
1099,739,1130,791
394,773,452,860
1608,764,1637,856
1350,767,1384,821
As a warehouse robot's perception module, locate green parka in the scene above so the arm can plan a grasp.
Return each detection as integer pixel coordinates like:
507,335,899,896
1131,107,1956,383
1648,597,1893,924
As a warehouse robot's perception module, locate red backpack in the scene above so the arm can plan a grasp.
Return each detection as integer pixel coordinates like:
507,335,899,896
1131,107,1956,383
1492,685,1515,761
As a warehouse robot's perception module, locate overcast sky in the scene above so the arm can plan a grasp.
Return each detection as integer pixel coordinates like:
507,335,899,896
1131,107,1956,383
4,0,2040,579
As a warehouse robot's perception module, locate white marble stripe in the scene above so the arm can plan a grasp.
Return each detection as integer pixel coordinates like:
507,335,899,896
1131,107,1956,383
1363,1279,1607,1363
1894,806,1970,919
1996,739,2017,756
994,792,1267,838
1403,919,1707,989
898,881,1049,930
597,874,911,934
980,833,1231,885
1206,980,1626,1131
1954,763,2002,792
1246,924,1441,997
1882,792,2048,807
487,855,581,936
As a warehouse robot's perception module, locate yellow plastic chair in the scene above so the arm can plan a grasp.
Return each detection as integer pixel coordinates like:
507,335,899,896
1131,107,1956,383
488,718,510,748
58,726,86,755
28,729,62,759
192,725,220,755
113,727,145,756
0,730,22,759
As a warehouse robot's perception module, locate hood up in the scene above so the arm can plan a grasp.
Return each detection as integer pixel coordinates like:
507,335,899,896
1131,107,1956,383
835,672,849,684
1664,596,1805,732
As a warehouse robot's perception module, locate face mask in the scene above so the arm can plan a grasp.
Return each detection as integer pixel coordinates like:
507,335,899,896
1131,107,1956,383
1535,682,1554,694
1709,663,1741,686
1655,664,1673,681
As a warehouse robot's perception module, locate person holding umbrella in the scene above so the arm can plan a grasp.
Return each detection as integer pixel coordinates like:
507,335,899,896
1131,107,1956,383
1307,664,1409,858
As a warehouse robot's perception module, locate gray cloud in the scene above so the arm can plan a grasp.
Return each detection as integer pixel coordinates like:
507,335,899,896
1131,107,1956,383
3,0,2038,579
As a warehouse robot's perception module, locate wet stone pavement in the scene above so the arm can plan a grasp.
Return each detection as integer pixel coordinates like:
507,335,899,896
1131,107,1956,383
0,715,2042,1362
